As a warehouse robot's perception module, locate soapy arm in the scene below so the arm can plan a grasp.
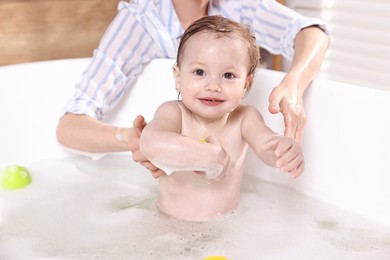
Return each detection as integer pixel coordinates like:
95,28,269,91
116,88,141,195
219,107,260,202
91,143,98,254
140,101,230,180
241,106,304,178
268,26,329,144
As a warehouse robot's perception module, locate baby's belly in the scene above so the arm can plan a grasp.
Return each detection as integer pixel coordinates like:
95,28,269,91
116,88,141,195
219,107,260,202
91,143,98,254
157,170,243,220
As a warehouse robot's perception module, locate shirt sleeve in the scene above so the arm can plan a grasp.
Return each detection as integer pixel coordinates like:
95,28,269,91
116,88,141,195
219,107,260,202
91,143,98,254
63,1,158,120
241,0,330,60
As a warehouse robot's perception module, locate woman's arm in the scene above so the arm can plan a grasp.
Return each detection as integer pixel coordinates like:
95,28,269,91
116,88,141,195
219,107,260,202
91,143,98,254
56,113,166,178
56,2,158,152
245,0,330,143
56,113,132,153
268,26,330,144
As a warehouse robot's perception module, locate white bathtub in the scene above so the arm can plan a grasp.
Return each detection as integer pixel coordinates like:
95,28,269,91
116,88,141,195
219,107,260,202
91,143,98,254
0,58,389,259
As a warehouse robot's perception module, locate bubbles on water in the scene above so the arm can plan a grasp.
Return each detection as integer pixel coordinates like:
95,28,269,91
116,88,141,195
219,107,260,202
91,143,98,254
0,155,390,259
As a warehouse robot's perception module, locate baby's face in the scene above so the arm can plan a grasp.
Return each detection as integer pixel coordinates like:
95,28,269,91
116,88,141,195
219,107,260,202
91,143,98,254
174,32,251,122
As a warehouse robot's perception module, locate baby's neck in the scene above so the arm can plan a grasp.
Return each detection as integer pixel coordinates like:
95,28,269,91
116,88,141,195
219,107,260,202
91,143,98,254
191,110,230,139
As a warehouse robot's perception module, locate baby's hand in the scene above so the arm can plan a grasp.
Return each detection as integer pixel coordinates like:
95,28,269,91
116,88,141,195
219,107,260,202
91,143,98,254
263,136,304,178
200,135,230,180
130,115,166,179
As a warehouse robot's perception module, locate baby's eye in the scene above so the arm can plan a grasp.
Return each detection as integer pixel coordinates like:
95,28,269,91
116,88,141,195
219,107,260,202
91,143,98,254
223,72,236,79
194,69,205,77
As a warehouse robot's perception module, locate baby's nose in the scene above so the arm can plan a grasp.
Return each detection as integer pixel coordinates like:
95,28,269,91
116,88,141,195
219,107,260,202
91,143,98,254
205,79,222,92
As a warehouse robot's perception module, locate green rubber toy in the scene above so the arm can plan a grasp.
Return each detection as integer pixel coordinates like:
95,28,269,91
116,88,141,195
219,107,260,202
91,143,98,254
1,165,31,189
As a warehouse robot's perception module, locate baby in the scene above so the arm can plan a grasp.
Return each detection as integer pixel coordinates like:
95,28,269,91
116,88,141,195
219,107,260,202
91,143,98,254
140,15,304,220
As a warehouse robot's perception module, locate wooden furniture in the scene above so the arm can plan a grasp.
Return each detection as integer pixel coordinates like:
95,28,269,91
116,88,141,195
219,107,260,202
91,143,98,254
0,0,120,66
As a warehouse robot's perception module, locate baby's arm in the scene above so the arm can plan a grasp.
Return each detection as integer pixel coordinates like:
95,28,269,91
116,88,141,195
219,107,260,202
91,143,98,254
241,106,304,178
140,101,229,179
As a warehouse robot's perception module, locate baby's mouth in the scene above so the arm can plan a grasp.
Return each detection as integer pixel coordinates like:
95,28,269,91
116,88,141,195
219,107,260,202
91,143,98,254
200,97,224,102
199,97,224,105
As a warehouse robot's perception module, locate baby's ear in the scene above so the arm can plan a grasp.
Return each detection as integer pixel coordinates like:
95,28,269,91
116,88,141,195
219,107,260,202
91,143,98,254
244,74,254,93
172,65,181,92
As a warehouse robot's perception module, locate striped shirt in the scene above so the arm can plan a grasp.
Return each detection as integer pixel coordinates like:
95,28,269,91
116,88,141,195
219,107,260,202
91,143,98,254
64,0,329,120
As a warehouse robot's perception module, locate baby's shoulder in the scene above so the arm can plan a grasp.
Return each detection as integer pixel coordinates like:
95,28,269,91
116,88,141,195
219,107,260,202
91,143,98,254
233,104,262,117
229,104,265,126
157,100,181,110
154,100,183,116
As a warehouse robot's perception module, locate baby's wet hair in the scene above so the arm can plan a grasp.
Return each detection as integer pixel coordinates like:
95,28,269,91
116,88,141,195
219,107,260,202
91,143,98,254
176,15,261,80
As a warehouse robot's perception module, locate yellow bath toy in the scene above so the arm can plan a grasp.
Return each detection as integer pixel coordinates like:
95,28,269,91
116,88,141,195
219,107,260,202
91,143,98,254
0,165,31,189
203,256,228,260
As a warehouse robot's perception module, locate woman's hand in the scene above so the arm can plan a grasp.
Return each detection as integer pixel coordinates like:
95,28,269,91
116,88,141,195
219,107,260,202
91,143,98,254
268,78,307,145
269,26,329,145
129,115,166,178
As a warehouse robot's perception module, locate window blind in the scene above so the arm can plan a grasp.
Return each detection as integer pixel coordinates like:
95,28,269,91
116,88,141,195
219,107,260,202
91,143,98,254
286,0,390,90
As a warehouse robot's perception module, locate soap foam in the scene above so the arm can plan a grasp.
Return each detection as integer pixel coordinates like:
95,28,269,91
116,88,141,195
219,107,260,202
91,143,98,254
0,155,389,259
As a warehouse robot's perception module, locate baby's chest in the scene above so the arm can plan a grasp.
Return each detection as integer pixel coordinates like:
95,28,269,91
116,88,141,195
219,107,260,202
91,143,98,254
182,125,247,161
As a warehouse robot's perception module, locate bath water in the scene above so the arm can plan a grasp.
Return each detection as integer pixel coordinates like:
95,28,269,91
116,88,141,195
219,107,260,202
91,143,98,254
0,155,389,259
